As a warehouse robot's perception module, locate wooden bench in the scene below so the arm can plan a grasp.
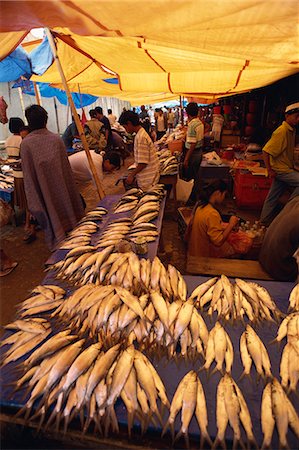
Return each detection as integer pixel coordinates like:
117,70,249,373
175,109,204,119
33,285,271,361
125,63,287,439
186,256,273,280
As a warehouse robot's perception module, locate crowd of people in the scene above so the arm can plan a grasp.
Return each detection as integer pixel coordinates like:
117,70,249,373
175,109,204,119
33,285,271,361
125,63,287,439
1,101,298,281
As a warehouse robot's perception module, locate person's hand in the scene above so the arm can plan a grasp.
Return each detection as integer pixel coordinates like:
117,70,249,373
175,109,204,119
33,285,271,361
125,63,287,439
266,168,276,178
229,215,239,228
126,173,134,185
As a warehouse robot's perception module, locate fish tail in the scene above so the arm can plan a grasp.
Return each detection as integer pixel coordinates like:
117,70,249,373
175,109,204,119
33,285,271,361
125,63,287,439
93,412,103,435
127,411,134,439
36,409,46,433
201,431,213,449
238,370,249,382
44,407,56,429
161,419,169,437
54,410,62,433
213,435,226,450
109,405,119,434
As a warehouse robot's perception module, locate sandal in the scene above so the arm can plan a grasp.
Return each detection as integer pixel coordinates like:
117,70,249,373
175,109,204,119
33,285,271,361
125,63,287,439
0,262,18,277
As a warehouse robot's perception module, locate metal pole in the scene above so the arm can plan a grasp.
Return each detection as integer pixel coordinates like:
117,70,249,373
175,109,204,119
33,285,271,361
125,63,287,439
45,28,105,200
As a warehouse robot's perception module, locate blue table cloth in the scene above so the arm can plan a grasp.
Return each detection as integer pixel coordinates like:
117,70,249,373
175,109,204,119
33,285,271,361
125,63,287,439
0,274,297,448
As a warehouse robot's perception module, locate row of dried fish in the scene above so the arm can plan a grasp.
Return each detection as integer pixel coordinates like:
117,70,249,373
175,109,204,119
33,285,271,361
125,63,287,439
276,311,299,392
16,284,66,318
288,283,299,312
261,378,299,449
190,275,283,323
51,284,208,360
11,339,168,439
202,322,233,374
162,370,211,448
240,324,272,380
57,207,107,251
1,319,52,366
159,152,178,175
50,250,187,301
113,185,164,214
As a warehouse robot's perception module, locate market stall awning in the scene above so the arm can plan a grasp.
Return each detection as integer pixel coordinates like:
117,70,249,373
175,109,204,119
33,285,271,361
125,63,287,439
0,1,298,102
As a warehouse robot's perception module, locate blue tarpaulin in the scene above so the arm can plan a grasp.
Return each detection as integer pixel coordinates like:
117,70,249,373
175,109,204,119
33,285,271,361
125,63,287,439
12,80,98,108
0,37,53,82
0,46,32,82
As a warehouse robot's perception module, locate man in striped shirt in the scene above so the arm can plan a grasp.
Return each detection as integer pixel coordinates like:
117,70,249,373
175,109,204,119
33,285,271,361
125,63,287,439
119,111,159,191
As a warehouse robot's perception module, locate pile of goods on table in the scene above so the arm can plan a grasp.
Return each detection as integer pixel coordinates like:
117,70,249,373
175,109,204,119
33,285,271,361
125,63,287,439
1,189,298,449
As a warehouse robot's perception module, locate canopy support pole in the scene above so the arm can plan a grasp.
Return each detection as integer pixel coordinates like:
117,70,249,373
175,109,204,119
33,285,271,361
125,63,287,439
45,28,105,200
53,97,60,133
18,87,26,122
33,82,41,105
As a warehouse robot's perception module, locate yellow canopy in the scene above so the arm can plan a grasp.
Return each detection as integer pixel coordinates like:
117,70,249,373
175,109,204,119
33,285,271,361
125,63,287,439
1,1,298,103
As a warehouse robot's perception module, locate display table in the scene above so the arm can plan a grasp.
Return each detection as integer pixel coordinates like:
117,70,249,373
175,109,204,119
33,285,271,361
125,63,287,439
198,160,232,191
0,275,297,449
186,255,273,280
46,193,166,266
159,172,177,210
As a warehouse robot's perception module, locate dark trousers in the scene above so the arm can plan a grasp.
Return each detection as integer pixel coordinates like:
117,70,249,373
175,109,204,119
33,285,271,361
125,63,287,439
185,150,203,202
156,130,166,140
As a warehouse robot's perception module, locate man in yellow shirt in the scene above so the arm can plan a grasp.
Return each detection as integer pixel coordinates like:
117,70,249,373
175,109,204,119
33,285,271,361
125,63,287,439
260,102,299,224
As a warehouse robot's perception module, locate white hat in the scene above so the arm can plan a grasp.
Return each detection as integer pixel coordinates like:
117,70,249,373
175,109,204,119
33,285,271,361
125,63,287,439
285,102,299,114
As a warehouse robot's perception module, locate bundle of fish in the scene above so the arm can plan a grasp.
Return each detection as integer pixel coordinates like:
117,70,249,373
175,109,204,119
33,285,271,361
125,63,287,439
51,282,208,360
202,321,233,374
57,207,107,251
113,188,143,213
190,275,283,323
240,324,272,380
162,370,212,448
276,311,299,392
288,283,299,312
130,192,162,227
0,172,14,189
261,378,299,449
96,218,132,248
9,339,169,439
214,373,256,450
1,319,52,366
53,284,147,342
16,284,66,318
159,154,178,175
50,250,188,302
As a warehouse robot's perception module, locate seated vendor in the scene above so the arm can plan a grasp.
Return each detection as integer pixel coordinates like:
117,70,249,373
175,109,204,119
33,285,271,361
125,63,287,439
187,180,239,259
259,194,299,281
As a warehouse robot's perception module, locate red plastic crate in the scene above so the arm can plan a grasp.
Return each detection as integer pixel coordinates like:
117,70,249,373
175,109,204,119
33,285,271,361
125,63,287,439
234,170,273,209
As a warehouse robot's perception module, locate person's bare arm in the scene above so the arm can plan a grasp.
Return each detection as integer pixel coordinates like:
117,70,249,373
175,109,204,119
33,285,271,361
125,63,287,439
126,163,147,185
216,216,239,246
263,151,275,178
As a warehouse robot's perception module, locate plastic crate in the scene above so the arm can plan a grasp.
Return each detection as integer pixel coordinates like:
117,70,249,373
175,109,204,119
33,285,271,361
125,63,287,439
234,170,272,209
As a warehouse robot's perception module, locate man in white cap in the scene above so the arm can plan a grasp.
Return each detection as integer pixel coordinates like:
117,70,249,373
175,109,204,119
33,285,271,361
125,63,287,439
260,102,299,224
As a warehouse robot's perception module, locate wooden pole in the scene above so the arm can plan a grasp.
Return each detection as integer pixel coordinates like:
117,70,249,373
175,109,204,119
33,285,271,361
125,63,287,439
33,81,41,105
53,97,60,133
45,28,105,200
18,87,26,122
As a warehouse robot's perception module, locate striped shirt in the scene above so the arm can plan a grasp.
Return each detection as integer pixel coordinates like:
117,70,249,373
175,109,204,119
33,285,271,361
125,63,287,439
186,118,204,150
5,135,23,178
134,127,159,191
